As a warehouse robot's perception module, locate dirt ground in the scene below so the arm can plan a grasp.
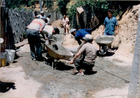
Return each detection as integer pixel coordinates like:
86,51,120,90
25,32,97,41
0,32,133,98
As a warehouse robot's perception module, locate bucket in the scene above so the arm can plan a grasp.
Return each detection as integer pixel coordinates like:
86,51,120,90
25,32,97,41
5,49,15,63
0,52,7,67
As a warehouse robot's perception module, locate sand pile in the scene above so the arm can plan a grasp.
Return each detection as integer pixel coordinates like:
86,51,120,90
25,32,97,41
51,19,63,28
92,4,140,57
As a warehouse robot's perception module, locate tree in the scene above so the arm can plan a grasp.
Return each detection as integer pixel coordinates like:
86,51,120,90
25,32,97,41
57,0,70,15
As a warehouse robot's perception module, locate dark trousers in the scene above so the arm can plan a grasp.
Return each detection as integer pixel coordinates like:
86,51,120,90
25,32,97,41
75,37,82,45
74,59,94,72
26,29,42,60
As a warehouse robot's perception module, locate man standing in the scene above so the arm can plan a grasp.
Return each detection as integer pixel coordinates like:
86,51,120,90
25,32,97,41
102,10,118,35
70,34,97,76
71,29,92,45
62,15,69,34
26,17,46,61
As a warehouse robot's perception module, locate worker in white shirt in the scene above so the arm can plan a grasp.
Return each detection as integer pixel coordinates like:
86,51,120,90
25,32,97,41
26,17,47,61
62,15,69,34
46,15,51,25
42,24,59,44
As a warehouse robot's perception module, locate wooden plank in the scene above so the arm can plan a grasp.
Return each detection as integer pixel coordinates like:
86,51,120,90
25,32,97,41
14,39,28,48
77,6,84,14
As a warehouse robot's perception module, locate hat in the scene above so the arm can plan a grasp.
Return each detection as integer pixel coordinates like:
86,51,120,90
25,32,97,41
83,34,93,41
41,11,44,13
70,29,77,33
0,38,4,44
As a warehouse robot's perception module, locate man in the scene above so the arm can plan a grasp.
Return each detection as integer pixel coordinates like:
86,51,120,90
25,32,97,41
46,15,51,25
70,34,97,76
102,9,118,35
100,10,118,53
37,11,46,19
71,29,92,45
42,24,59,44
62,15,69,34
26,17,46,61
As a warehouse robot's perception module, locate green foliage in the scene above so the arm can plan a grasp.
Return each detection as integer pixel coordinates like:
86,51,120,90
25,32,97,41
67,0,109,19
5,0,36,9
45,0,54,10
57,0,70,15
28,0,36,7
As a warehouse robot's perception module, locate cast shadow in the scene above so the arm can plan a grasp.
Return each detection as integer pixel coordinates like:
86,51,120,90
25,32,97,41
0,81,16,93
55,62,74,71
84,71,98,75
97,51,115,57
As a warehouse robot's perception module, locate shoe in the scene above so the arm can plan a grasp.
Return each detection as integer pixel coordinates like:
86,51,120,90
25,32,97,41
32,58,36,61
37,57,45,61
76,72,84,76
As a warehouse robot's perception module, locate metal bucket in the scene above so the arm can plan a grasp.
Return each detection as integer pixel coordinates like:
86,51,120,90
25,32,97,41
5,49,15,63
0,52,6,67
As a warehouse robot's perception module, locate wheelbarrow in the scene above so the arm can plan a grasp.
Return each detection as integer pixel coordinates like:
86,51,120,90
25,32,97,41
95,35,115,55
45,42,73,70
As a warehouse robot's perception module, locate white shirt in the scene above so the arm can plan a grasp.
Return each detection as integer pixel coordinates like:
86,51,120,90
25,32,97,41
46,17,51,24
42,24,54,38
62,17,69,26
28,19,46,31
37,14,46,19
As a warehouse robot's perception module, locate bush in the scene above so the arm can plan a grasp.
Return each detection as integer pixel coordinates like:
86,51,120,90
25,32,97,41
57,0,70,15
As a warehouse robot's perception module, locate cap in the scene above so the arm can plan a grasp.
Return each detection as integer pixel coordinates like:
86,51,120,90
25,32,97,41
70,29,77,33
41,11,44,13
83,34,93,41
0,38,4,44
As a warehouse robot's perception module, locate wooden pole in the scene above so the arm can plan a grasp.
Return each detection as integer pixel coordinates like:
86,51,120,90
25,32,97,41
39,0,42,12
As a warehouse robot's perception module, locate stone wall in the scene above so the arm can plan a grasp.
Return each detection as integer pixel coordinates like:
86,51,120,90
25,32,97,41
4,8,62,49
8,9,33,43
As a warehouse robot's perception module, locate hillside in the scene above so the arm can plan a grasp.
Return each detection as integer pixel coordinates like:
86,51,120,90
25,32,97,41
92,4,140,58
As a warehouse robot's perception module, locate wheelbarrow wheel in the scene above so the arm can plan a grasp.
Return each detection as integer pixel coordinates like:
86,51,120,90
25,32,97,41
99,49,107,56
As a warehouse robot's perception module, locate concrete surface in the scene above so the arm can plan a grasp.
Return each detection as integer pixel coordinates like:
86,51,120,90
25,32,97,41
0,28,133,98
0,49,132,98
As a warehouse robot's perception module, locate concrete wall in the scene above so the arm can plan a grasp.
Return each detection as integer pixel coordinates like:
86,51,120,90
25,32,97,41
128,13,140,98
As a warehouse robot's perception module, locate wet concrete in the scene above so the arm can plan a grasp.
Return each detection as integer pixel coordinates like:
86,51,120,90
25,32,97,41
13,52,131,98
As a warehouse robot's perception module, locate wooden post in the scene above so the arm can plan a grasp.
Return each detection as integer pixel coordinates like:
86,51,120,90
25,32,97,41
128,13,140,98
39,0,42,12
0,6,5,52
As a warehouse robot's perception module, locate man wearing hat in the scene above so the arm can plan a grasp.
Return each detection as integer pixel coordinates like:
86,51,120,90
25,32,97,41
70,34,97,76
71,29,92,45
37,11,46,19
26,17,46,61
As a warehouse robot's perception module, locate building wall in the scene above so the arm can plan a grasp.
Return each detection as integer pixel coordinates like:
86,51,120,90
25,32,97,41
128,13,140,98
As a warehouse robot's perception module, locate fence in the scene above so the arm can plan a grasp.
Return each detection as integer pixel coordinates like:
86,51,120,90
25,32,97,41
2,8,62,49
